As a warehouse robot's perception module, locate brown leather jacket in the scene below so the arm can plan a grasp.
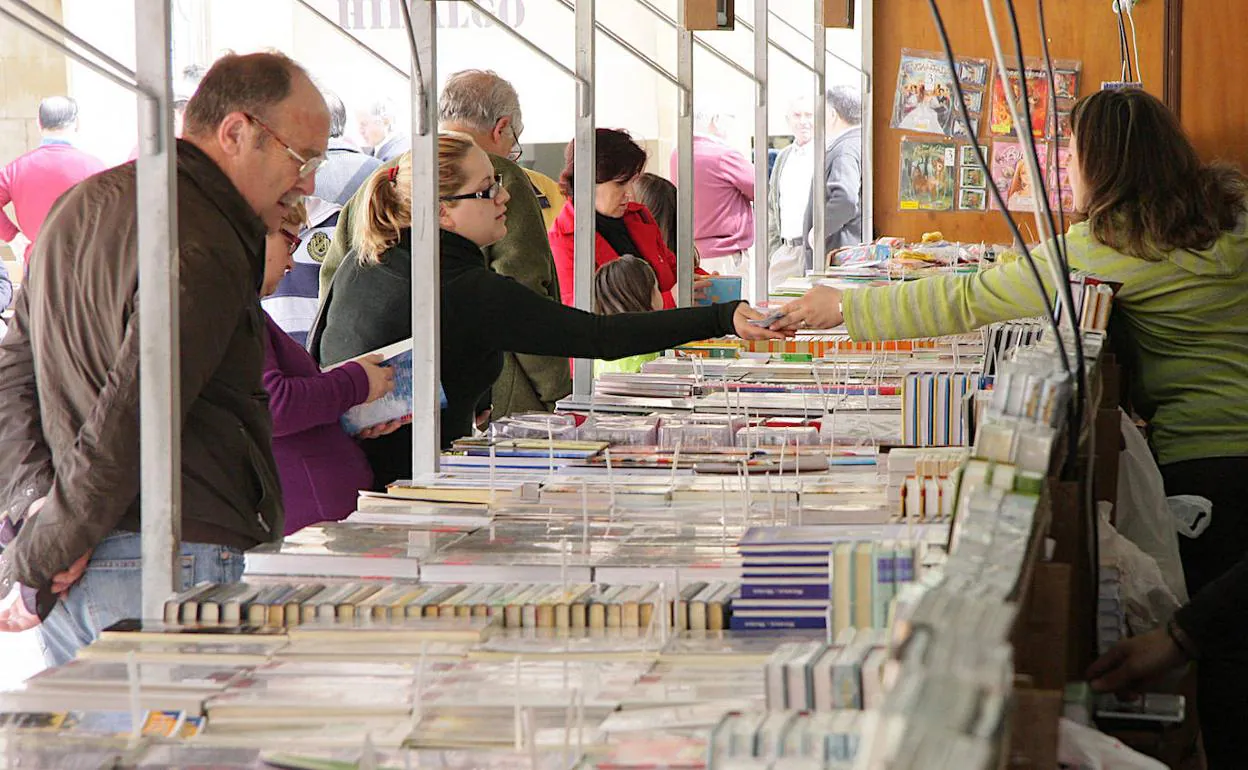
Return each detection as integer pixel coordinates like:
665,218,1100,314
0,140,284,593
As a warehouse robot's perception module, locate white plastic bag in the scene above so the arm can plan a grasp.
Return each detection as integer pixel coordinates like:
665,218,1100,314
1099,505,1183,633
1168,495,1212,540
1115,412,1189,603
1058,718,1168,770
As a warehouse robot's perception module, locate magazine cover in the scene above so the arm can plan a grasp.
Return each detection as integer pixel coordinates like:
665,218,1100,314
1048,145,1075,213
892,53,959,135
958,188,988,211
899,139,956,212
989,69,1051,139
990,140,1050,212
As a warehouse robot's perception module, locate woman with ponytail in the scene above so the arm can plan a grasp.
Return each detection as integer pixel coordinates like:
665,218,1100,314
311,132,784,488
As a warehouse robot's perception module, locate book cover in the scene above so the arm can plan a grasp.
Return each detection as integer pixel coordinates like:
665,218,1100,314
338,339,448,435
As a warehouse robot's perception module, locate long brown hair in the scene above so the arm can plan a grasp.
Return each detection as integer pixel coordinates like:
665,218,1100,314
593,256,657,315
1071,88,1247,259
354,132,477,265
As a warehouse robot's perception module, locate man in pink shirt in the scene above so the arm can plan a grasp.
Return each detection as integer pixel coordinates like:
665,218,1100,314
669,107,755,296
0,97,106,268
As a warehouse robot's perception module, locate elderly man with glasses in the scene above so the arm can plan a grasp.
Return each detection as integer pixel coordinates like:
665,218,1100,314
0,53,330,661
316,69,570,425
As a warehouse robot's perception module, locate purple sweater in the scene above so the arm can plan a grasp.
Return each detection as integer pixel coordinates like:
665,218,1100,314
262,313,374,535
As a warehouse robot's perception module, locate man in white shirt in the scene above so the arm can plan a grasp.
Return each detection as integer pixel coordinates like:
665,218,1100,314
766,97,815,290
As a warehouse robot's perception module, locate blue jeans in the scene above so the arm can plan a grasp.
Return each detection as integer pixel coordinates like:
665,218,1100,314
37,531,244,667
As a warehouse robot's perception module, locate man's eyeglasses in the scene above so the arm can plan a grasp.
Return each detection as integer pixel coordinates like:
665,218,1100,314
281,230,301,256
440,173,505,202
507,119,523,162
245,113,326,179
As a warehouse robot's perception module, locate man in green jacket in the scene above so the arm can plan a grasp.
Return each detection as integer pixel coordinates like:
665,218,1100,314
316,70,570,421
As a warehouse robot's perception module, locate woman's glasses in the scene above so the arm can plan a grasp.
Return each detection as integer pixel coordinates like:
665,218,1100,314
440,173,505,202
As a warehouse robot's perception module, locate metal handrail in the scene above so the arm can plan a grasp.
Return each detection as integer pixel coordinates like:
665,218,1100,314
766,7,869,83
0,3,151,99
292,0,409,81
633,0,757,83
464,0,585,87
9,0,137,81
553,0,683,90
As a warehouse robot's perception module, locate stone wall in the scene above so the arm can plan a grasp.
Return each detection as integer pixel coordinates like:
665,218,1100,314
0,0,68,270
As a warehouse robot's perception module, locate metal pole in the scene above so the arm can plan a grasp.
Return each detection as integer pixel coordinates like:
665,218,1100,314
752,0,769,305
401,0,440,474
571,0,596,397
135,0,180,622
553,0,680,88
811,1,827,275
675,0,694,308
860,0,874,241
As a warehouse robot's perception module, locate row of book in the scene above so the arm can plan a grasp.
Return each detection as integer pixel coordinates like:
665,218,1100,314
734,527,924,633
900,370,976,447
763,632,887,712
164,579,741,632
708,709,866,769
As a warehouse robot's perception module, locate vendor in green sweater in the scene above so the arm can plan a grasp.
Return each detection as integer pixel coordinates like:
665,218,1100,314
315,70,569,422
773,88,1248,767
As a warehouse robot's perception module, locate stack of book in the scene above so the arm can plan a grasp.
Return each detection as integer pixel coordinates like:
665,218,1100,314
593,373,701,399
883,447,968,520
244,522,467,579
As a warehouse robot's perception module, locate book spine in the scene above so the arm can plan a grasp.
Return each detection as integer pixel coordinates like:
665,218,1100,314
730,616,828,630
740,584,831,601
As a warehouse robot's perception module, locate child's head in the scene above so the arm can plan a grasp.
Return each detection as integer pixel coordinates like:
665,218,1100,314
593,255,662,315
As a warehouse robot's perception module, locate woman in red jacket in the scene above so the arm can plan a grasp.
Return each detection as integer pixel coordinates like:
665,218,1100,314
548,128,679,308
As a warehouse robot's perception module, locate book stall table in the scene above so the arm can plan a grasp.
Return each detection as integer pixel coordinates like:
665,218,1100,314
0,326,1142,770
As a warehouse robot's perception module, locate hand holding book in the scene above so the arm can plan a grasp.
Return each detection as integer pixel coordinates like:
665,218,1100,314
771,285,845,331
354,354,396,403
732,304,795,342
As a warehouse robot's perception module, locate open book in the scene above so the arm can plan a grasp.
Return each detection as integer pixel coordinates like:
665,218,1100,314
338,339,446,435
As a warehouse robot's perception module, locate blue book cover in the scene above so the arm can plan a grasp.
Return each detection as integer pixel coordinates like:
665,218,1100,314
339,339,447,435
695,275,742,306
730,616,827,631
741,584,831,601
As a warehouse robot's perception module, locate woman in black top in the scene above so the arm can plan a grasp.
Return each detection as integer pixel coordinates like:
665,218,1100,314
312,132,784,487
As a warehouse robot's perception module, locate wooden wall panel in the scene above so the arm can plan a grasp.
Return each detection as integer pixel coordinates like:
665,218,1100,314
871,0,1165,243
1180,0,1248,169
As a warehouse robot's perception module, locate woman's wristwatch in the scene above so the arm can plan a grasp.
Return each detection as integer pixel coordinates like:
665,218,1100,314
1166,618,1199,660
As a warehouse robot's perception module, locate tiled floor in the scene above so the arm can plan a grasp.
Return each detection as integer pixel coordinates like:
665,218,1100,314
0,629,45,689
